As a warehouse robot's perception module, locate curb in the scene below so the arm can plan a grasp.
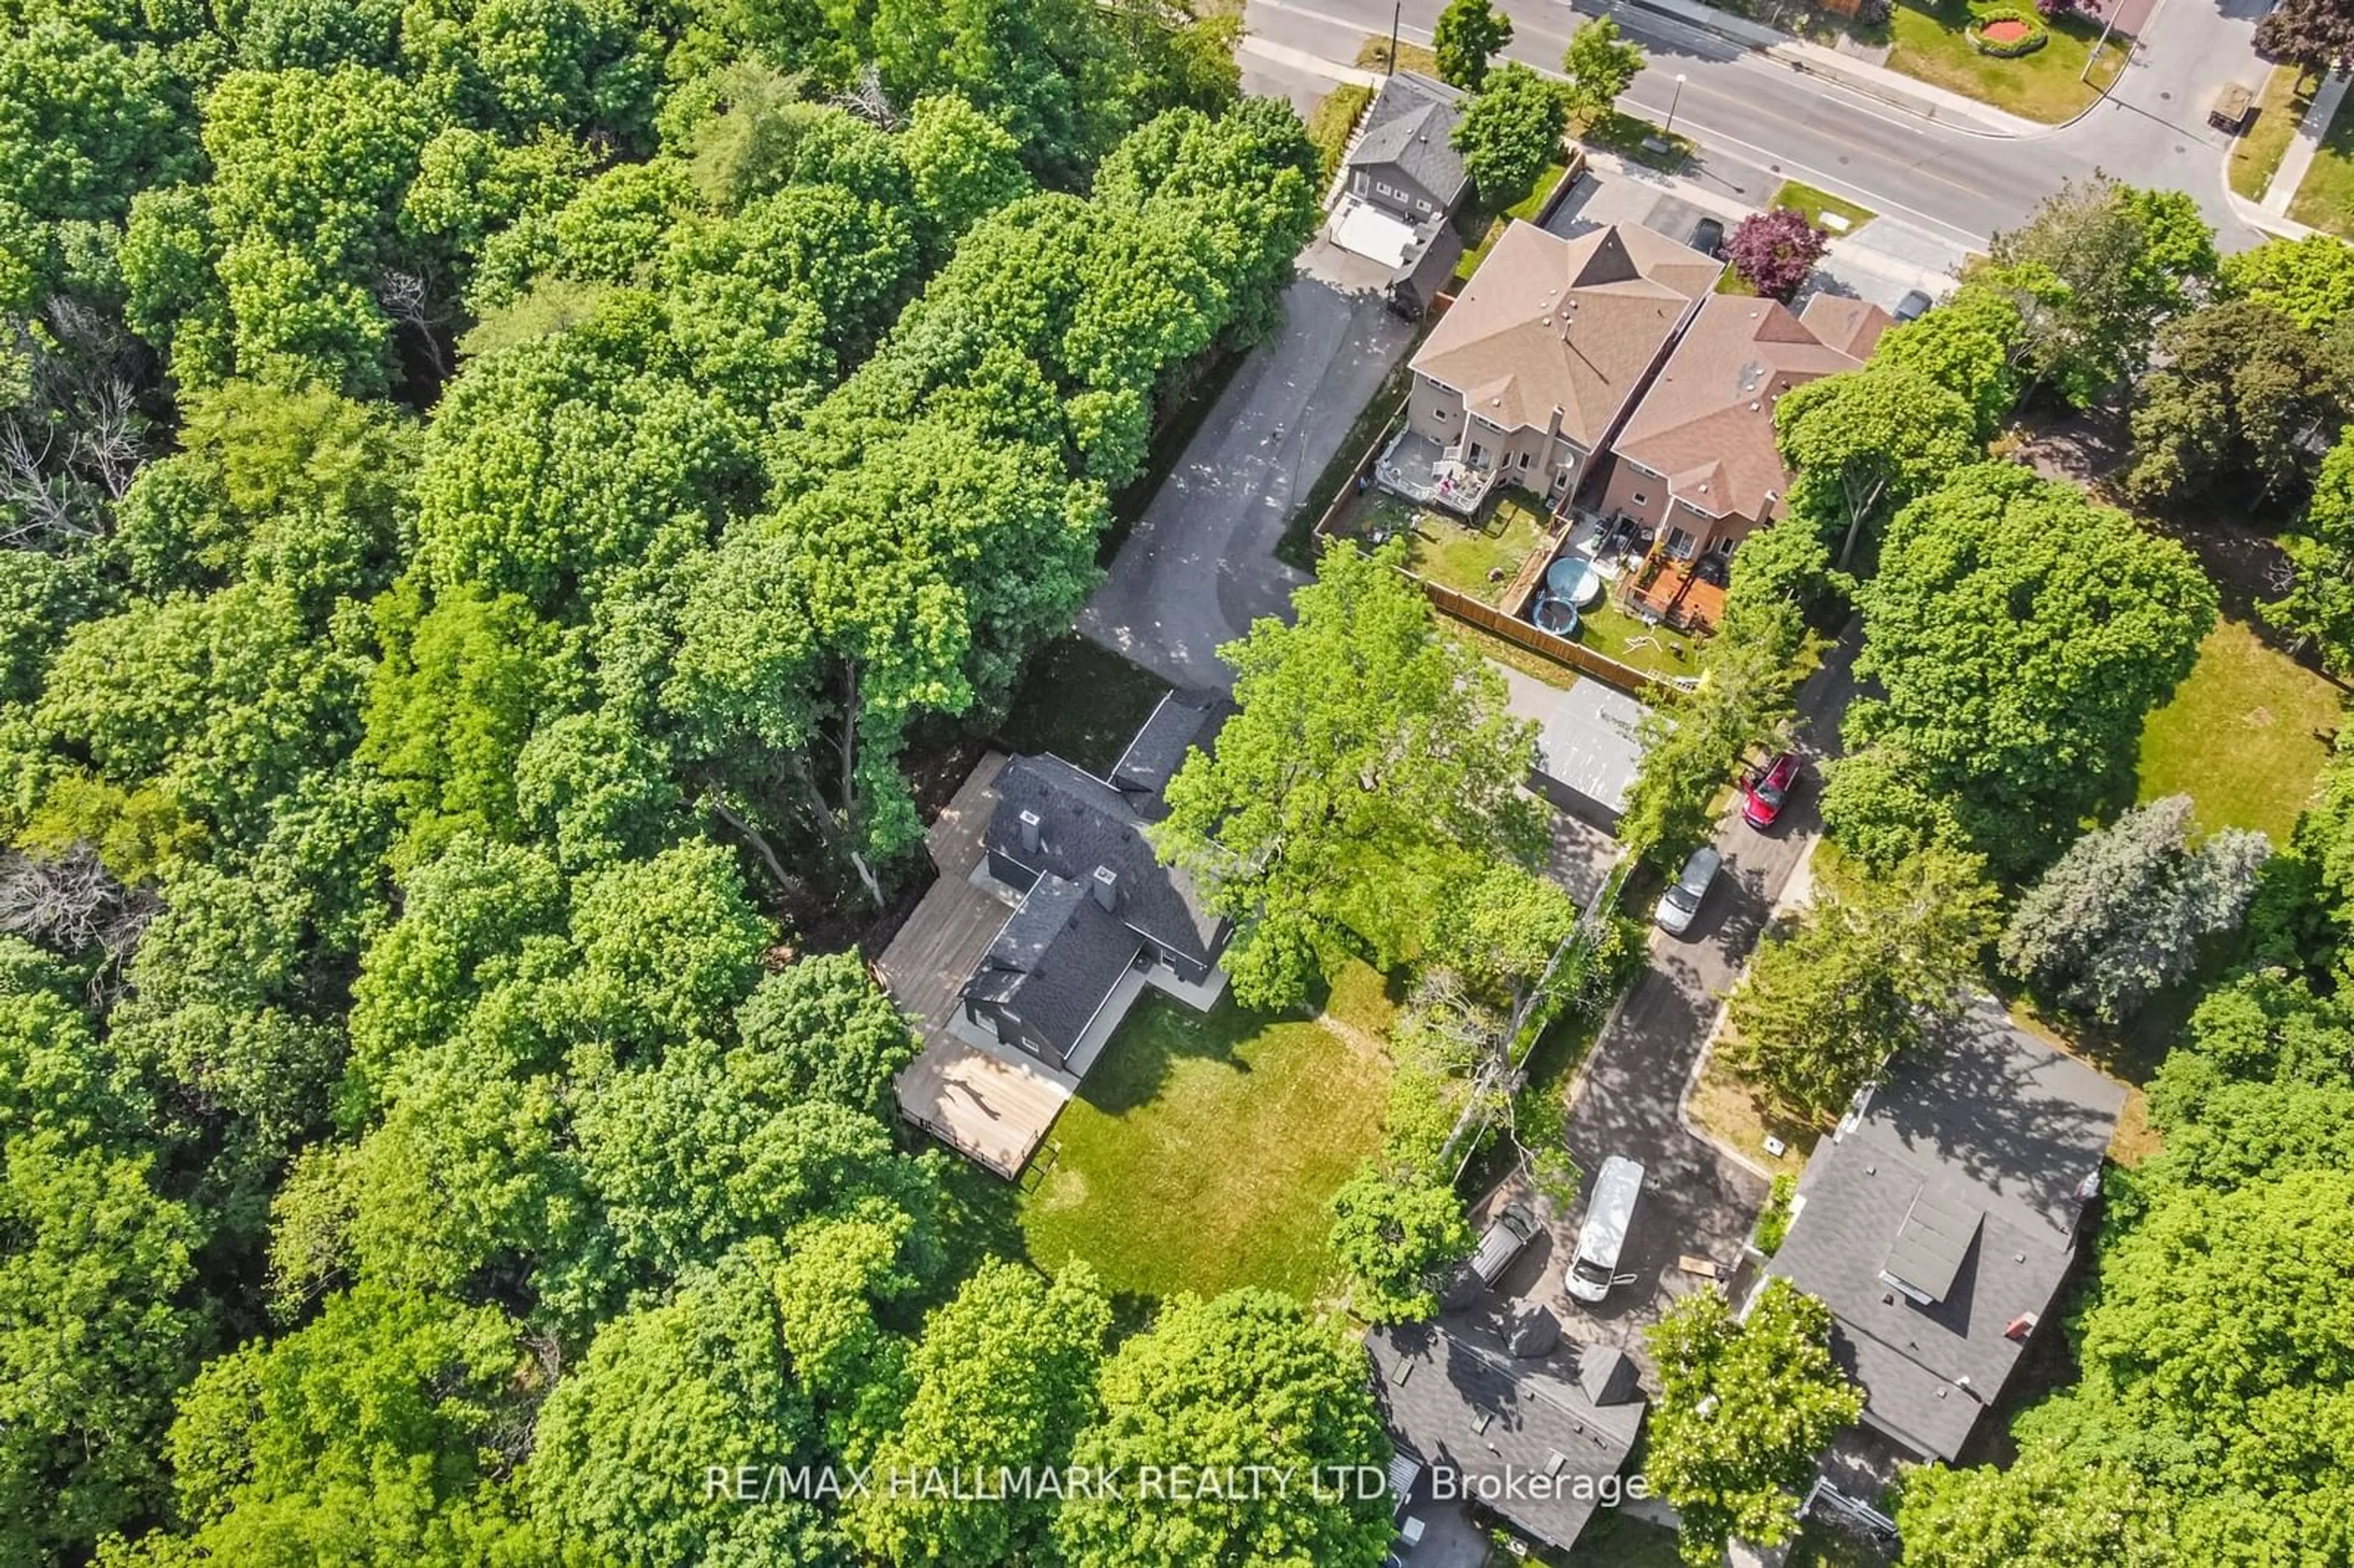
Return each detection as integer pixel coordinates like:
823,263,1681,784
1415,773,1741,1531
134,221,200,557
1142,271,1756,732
1620,0,2139,143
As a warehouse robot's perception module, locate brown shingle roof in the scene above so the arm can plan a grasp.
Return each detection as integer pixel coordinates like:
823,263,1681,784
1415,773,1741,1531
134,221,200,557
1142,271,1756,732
1411,222,1720,446
1799,294,1895,360
1610,295,1874,523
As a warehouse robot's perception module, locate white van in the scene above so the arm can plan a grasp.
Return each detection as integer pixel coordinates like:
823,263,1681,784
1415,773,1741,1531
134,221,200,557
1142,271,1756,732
1565,1155,1645,1304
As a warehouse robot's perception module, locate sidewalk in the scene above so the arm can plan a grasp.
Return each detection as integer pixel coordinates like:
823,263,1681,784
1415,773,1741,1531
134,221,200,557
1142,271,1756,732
2261,67,2350,216
1621,0,2045,137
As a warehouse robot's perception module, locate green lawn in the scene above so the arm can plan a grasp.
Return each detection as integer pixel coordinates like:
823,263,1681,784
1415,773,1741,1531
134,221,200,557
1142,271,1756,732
1572,598,1701,677
1018,963,1395,1303
1356,35,1439,75
995,633,1169,776
1770,178,1875,235
2291,84,2354,238
2228,63,2319,203
1333,488,1552,606
1579,109,1695,173
1407,493,1552,604
1456,161,1573,280
2136,617,2343,843
1881,1,2127,124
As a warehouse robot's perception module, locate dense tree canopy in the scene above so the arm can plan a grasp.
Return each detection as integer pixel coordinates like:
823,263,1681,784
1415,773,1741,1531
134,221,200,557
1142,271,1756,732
2122,298,2351,511
1053,1290,1393,1568
1829,463,2215,878
0,6,1346,1559
1155,539,1547,1008
1724,847,1999,1116
1981,176,2216,405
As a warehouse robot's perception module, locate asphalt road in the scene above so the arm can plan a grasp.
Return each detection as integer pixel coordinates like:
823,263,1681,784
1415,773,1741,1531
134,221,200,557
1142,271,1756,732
1245,0,2269,251
1547,626,1861,1355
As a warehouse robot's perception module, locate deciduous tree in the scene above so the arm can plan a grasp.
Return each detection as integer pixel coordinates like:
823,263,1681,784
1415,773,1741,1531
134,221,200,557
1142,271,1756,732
1829,463,2215,878
850,1260,1110,1567
1723,847,1999,1117
2123,299,2350,510
1723,208,1826,303
2219,232,2354,332
1433,0,1515,89
1451,64,1567,209
1053,1290,1392,1568
1774,359,1978,568
2263,428,2354,676
1154,541,1546,1008
1645,1279,1862,1564
2256,0,2354,72
1328,1163,1474,1322
1983,175,2217,405
1560,16,1645,125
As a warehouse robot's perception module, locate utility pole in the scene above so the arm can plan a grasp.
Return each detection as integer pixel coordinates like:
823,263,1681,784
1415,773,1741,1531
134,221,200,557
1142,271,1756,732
1388,0,1403,75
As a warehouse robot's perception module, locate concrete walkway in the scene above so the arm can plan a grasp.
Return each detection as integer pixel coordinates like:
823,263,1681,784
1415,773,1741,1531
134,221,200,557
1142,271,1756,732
2262,68,2351,215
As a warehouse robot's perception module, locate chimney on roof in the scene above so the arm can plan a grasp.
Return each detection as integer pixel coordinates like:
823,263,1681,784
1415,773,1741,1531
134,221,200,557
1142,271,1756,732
1019,809,1042,856
2005,1312,2038,1342
1091,865,1119,913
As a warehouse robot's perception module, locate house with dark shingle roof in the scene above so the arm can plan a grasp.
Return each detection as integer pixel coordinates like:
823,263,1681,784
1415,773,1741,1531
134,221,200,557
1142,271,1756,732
958,692,1231,1074
1594,292,1890,568
1391,222,1721,514
1368,1311,1647,1555
1344,72,1472,223
1762,1012,2125,1463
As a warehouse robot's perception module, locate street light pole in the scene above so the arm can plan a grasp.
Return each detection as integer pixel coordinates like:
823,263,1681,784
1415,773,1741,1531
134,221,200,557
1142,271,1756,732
2079,4,2119,85
1664,72,1688,137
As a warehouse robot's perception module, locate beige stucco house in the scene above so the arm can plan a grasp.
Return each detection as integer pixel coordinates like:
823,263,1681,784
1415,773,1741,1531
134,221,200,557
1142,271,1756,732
1597,292,1892,566
1385,221,1721,515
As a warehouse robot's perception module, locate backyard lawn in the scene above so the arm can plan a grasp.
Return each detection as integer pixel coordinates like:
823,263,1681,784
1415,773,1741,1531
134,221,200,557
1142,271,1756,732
2137,618,2342,843
1770,178,1875,235
2291,88,2354,238
1339,489,1552,606
1881,1,2127,123
995,633,1169,776
2229,63,2319,203
1572,598,1699,677
1018,962,1396,1303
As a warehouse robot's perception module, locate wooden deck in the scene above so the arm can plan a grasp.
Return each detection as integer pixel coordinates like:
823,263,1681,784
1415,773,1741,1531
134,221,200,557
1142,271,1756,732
885,753,1073,1178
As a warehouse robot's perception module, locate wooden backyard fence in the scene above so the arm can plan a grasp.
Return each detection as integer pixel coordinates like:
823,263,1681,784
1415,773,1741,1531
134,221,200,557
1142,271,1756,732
1418,579,1681,701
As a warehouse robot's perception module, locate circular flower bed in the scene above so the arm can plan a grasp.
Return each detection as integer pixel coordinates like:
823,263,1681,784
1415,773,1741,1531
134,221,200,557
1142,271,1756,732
1971,7,2050,55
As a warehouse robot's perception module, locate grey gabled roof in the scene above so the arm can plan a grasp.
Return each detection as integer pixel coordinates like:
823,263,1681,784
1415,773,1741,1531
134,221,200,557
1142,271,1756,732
963,874,1141,1056
1108,690,1231,810
1766,1012,2126,1461
1348,71,1469,206
1368,1316,1645,1553
985,755,1224,967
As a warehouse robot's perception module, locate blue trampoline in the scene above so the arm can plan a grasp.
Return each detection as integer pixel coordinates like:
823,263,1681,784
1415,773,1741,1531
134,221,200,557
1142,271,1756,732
1531,593,1578,635
1545,557,1606,608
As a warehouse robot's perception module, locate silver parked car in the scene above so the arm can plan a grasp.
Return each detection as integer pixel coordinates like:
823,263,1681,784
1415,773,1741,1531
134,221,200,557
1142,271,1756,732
1655,845,1722,936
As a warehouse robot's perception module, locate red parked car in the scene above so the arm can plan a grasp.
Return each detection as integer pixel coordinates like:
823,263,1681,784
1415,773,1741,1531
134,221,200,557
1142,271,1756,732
1742,752,1803,829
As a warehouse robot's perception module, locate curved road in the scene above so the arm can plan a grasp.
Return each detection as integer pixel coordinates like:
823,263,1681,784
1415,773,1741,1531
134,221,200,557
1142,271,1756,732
1248,0,2272,250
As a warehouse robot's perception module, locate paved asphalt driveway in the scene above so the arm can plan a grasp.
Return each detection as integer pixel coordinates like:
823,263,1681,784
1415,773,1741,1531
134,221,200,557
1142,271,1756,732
1518,630,1862,1364
1077,271,1413,691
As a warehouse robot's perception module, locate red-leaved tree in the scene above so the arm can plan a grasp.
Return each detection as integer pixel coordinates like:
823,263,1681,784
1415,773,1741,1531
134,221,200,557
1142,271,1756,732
1724,208,1829,302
